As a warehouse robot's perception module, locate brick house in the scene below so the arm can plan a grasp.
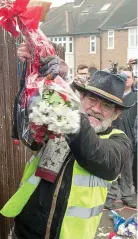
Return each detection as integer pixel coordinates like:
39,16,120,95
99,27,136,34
41,0,137,79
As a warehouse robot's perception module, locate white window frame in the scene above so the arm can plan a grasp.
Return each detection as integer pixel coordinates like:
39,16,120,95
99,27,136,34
90,36,96,54
108,30,114,49
68,37,73,53
68,68,74,81
133,65,138,77
128,28,138,48
101,3,111,11
49,36,74,54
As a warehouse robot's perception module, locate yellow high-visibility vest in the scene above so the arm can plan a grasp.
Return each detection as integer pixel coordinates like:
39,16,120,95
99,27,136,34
60,129,123,239
0,129,124,239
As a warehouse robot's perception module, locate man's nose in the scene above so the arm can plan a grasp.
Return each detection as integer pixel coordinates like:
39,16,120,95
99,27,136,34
91,101,102,114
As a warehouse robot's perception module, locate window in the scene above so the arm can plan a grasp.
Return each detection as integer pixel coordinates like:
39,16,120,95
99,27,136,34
81,6,94,14
90,36,96,54
108,30,114,49
63,43,66,52
48,36,74,53
69,37,73,53
101,3,111,11
68,68,74,81
128,28,138,48
133,65,138,77
69,43,73,53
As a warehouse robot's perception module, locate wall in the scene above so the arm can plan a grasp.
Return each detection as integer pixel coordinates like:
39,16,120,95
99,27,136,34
74,35,100,73
101,30,128,69
74,30,128,73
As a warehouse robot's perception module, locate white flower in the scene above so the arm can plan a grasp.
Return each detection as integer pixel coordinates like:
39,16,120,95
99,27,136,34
29,98,80,134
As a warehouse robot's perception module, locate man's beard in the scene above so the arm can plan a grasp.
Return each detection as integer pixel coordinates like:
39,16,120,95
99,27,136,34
90,118,113,133
87,112,114,133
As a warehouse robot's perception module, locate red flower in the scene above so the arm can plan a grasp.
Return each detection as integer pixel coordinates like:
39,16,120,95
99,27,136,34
45,78,53,85
59,93,68,102
49,134,55,139
14,139,19,145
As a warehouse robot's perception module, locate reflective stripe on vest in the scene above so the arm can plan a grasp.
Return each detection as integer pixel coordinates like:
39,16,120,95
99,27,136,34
0,156,41,217
74,175,111,189
27,175,40,185
66,204,104,218
60,129,124,239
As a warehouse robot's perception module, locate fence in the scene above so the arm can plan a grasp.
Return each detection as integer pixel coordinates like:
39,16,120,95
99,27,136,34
0,28,30,239
0,28,65,239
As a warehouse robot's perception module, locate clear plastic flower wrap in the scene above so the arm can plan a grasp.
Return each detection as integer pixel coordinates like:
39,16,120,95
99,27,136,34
0,0,80,147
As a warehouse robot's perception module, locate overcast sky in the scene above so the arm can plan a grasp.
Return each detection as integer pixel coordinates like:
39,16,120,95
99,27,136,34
51,0,74,7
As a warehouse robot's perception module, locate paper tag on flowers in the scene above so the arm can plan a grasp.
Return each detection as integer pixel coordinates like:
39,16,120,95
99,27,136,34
35,137,70,182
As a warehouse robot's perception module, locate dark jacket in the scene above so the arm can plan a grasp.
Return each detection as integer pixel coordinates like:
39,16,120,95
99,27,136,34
14,114,132,239
132,109,137,190
113,91,137,149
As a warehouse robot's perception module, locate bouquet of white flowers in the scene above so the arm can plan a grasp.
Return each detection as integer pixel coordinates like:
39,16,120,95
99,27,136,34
0,0,80,146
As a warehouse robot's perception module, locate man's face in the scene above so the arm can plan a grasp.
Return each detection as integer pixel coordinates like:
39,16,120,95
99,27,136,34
77,68,89,83
121,71,133,90
81,94,119,133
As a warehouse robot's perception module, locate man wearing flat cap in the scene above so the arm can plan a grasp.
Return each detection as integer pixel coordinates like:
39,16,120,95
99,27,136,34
1,48,132,239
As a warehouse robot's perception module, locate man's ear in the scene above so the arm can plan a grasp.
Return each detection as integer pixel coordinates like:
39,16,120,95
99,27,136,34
114,108,121,120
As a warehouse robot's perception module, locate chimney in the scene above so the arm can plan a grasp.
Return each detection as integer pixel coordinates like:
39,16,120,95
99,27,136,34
65,11,69,34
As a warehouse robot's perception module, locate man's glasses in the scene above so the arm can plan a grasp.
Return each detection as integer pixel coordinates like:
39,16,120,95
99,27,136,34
86,96,115,112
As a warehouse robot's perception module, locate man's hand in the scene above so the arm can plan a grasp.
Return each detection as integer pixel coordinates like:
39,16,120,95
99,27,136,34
39,56,68,80
17,43,31,61
17,43,68,80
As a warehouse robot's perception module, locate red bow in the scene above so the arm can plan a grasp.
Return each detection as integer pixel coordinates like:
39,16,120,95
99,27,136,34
0,0,42,37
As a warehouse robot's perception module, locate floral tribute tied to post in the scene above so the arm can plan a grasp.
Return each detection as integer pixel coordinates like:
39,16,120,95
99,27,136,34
0,0,80,182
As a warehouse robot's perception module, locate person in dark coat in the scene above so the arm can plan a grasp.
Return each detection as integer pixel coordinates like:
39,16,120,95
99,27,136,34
105,68,137,209
7,45,132,239
133,111,137,192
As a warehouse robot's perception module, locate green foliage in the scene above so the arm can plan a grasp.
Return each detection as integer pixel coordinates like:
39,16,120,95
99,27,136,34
43,90,65,105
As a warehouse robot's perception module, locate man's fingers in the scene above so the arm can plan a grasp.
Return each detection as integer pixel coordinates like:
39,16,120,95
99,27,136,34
40,56,56,65
17,50,31,60
17,43,31,60
19,57,26,62
39,64,49,75
40,65,59,77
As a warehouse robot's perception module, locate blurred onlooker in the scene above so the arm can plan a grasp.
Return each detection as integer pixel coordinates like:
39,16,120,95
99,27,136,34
133,111,137,192
109,61,118,74
75,64,90,84
133,76,138,91
105,68,137,209
127,59,138,91
122,69,135,97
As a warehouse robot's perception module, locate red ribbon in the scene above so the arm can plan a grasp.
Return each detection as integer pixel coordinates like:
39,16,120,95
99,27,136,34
0,0,42,37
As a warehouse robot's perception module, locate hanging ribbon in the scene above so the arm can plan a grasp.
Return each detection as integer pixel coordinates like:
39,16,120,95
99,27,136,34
0,0,43,37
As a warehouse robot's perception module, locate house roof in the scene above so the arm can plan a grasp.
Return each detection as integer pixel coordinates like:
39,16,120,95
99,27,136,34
41,0,137,36
102,0,137,30
124,18,137,28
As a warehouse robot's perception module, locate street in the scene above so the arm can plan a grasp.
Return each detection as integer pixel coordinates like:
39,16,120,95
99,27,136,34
96,194,137,239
